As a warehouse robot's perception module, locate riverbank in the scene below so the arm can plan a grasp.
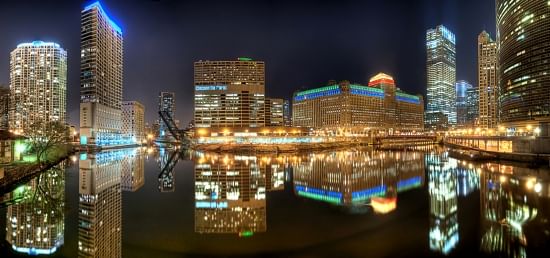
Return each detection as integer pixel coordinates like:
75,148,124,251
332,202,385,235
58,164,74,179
445,142,550,164
0,145,75,193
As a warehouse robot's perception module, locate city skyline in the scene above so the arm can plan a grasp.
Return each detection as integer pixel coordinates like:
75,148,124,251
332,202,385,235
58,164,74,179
0,0,496,126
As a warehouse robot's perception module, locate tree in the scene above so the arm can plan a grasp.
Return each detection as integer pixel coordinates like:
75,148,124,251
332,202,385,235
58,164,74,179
26,121,68,164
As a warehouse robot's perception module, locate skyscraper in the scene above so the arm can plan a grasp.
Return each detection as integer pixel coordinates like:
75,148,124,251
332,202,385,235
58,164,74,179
79,1,125,146
158,92,175,140
0,85,9,130
466,86,479,126
194,58,265,128
426,25,457,129
283,99,291,126
9,41,67,134
497,0,550,130
121,101,145,143
478,31,498,129
456,80,473,127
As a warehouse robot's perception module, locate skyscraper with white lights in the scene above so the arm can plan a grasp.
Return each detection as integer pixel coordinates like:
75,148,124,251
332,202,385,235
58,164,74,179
425,25,457,129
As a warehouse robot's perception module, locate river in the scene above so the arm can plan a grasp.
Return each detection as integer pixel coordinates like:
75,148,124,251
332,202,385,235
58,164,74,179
0,146,549,257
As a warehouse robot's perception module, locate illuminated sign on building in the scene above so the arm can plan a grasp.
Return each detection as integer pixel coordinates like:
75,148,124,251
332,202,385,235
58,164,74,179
195,85,228,91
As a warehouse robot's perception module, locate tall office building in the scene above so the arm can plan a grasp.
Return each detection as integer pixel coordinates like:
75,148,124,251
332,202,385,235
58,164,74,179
478,31,498,129
283,99,291,126
426,25,457,129
456,80,473,127
158,92,175,139
194,58,265,128
121,101,145,143
79,2,125,146
0,85,9,130
497,0,550,129
265,98,284,126
466,86,479,126
9,41,67,134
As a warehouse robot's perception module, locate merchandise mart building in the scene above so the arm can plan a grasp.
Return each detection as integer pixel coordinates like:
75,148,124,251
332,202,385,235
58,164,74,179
292,73,424,135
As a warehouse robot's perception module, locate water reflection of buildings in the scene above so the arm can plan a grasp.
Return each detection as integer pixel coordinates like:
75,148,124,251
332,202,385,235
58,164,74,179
479,163,550,258
426,151,459,255
193,153,285,236
292,150,425,213
158,147,176,192
4,164,65,255
78,150,127,258
121,148,145,192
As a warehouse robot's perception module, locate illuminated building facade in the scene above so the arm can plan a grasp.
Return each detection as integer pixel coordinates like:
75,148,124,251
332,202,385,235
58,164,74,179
478,31,499,129
426,152,459,255
79,2,126,146
121,101,145,144
292,73,424,133
426,25,457,129
292,150,424,210
194,153,267,235
0,85,9,130
265,98,284,126
9,41,67,133
497,0,550,129
78,150,124,258
466,86,479,126
283,99,291,126
158,92,175,140
456,80,474,127
5,165,65,256
194,58,265,128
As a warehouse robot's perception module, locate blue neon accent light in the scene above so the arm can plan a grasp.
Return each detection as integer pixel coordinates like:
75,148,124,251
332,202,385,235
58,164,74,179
196,201,228,208
439,25,456,44
295,185,342,204
294,85,341,102
396,92,421,104
16,41,61,48
349,84,385,98
95,132,136,146
12,245,59,255
351,185,386,202
80,136,88,145
397,176,422,192
195,85,228,91
83,1,122,34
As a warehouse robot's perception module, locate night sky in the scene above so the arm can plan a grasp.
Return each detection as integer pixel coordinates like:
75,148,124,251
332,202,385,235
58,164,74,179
0,0,495,127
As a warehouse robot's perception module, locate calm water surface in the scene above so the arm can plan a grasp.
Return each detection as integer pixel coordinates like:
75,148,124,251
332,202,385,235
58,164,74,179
1,146,549,257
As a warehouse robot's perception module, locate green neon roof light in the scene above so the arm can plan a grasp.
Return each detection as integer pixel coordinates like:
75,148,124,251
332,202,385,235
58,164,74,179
350,84,384,93
238,57,253,61
296,85,339,96
396,91,420,100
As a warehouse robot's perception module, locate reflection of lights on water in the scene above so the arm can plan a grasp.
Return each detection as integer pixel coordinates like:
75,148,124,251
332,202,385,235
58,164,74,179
534,182,542,193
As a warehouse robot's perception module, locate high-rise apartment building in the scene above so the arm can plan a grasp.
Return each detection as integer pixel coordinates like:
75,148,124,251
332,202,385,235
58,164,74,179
283,99,291,126
9,41,67,134
265,98,284,126
426,25,457,129
158,92,175,139
194,58,265,128
292,73,424,133
0,85,9,130
456,80,473,127
478,31,498,129
497,0,550,129
79,2,125,146
121,101,145,143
